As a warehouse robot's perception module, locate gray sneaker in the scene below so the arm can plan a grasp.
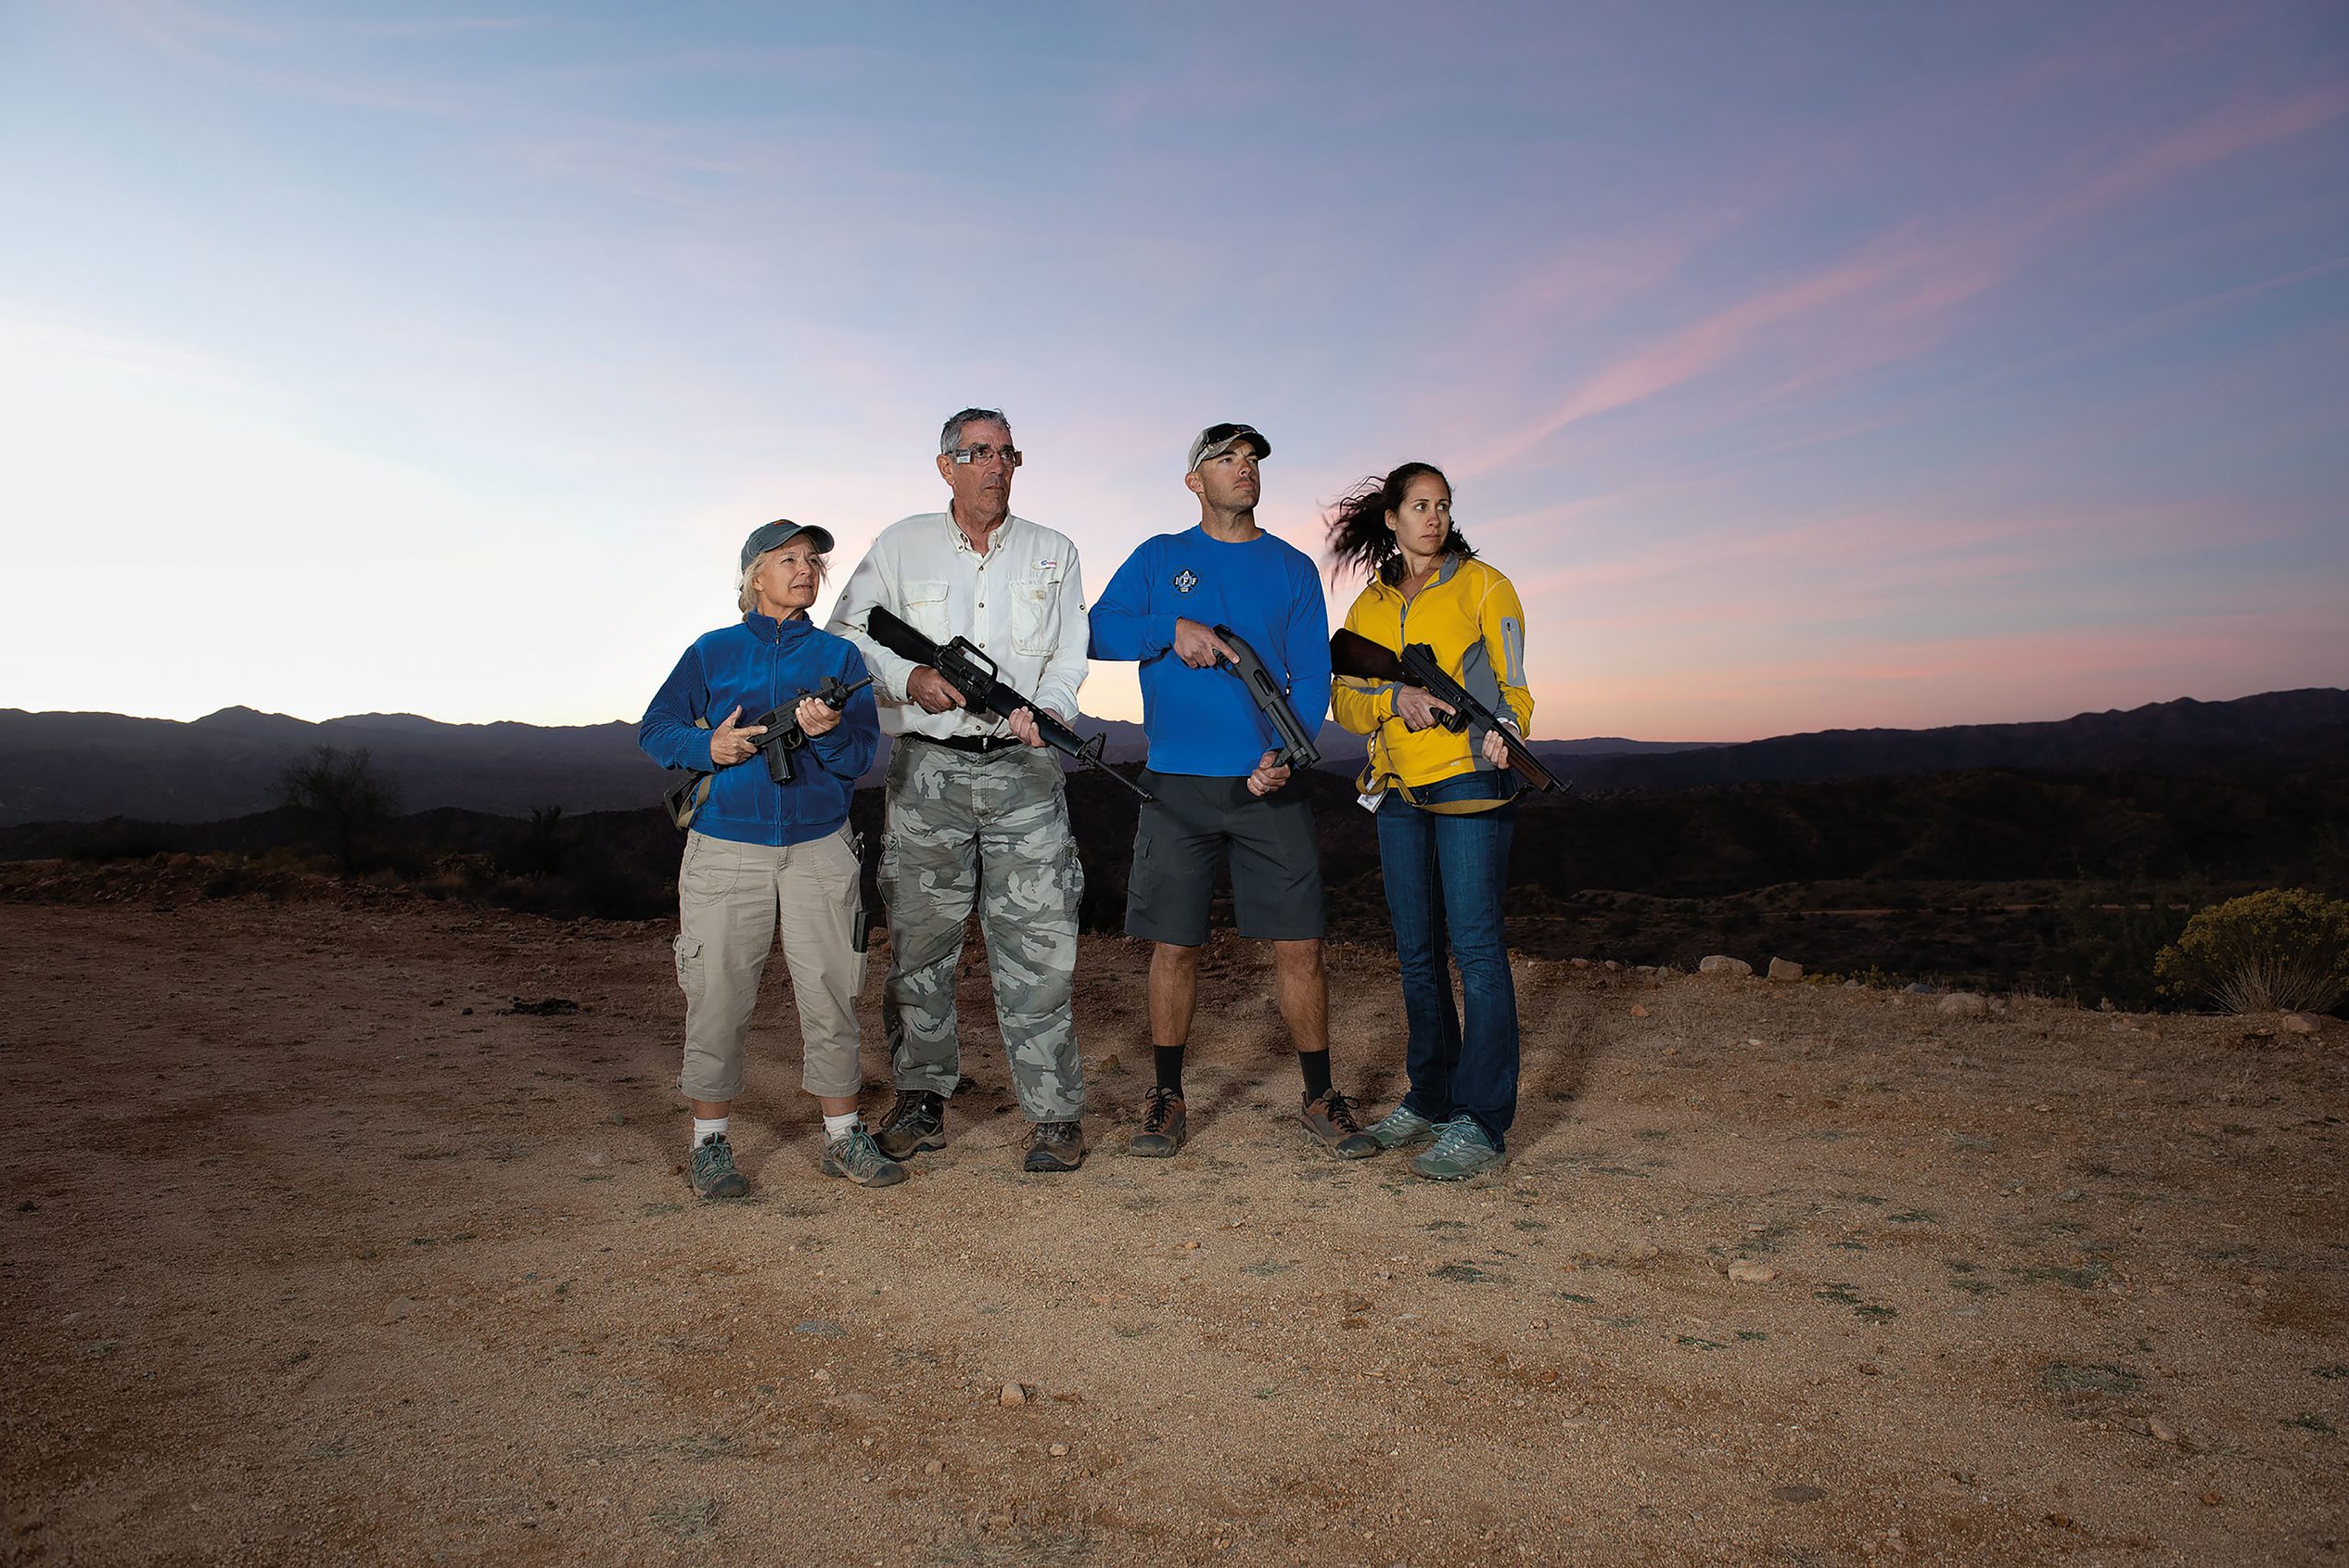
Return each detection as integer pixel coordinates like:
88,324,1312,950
688,1133,749,1199
1364,1103,1438,1149
821,1127,908,1187
1409,1117,1503,1181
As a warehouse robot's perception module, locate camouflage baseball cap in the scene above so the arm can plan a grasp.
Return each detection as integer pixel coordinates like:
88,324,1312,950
1186,422,1271,472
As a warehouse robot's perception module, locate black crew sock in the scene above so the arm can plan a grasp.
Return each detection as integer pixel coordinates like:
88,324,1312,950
1298,1048,1332,1103
1153,1045,1186,1095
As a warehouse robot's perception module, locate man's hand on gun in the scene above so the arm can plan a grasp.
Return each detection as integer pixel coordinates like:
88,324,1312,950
1007,706,1067,748
709,705,768,766
907,665,967,714
1173,617,1238,670
864,607,1155,802
1245,749,1290,797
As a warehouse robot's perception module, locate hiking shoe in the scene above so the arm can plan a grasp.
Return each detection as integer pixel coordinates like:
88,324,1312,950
1300,1090,1380,1159
821,1126,908,1188
873,1088,946,1159
1023,1120,1085,1173
1130,1087,1187,1158
687,1133,749,1199
1410,1117,1503,1181
1364,1103,1439,1149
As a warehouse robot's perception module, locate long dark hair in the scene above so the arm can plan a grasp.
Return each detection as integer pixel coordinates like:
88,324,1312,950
1325,462,1475,585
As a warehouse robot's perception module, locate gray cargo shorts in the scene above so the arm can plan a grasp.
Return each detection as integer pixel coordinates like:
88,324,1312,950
1124,769,1324,946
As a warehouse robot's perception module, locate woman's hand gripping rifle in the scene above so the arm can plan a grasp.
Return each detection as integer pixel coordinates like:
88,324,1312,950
1329,628,1564,794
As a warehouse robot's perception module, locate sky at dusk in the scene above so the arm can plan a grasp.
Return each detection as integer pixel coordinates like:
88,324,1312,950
3,2,2344,742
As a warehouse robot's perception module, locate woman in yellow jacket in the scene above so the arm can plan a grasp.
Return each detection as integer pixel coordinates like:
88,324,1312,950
1328,462,1532,1180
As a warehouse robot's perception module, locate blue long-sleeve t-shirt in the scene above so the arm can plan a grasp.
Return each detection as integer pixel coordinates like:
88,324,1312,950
638,613,879,847
1087,526,1331,777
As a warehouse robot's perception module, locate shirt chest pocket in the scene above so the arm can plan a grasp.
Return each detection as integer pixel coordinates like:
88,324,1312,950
902,580,952,643
1009,575,1060,656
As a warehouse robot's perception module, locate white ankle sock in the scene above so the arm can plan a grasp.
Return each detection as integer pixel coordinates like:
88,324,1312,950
822,1111,859,1141
692,1116,728,1151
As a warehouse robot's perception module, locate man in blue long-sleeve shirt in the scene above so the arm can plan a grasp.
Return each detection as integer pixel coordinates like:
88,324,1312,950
1088,422,1380,1164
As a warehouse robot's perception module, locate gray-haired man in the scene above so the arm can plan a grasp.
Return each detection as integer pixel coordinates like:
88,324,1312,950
827,408,1091,1172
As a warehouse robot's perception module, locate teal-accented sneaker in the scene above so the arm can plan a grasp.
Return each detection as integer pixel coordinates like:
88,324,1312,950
1409,1118,1503,1181
1364,1104,1438,1149
688,1133,750,1199
821,1127,908,1188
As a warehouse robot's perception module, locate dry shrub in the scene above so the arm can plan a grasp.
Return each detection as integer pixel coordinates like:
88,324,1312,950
2154,888,2349,1015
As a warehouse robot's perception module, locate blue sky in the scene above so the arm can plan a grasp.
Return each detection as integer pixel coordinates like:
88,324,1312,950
3,1,2343,740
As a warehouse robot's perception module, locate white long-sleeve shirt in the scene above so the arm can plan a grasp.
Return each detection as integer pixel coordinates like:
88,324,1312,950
825,510,1089,740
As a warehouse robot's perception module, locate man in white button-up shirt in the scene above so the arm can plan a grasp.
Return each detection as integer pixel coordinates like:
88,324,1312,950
827,407,1093,1173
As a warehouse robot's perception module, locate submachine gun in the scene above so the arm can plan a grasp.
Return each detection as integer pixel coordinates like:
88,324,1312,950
863,606,1154,804
1328,628,1565,794
1211,625,1319,770
662,673,874,829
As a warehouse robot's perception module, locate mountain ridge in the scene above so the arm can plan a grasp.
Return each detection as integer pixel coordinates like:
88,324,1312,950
1,685,2340,827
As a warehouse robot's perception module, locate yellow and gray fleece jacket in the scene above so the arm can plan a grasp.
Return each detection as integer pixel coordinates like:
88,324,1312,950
1330,554,1536,797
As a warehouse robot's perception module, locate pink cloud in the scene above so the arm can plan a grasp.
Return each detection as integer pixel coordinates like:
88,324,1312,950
2055,83,2349,224
1460,81,2349,478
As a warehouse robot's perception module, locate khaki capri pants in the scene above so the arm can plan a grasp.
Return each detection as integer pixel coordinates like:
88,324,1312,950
673,826,865,1103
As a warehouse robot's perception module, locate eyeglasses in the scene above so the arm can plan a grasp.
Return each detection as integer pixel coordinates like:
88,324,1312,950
946,444,1023,468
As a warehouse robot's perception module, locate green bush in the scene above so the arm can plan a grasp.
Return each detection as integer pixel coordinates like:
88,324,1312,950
2154,888,2349,1015
2057,880,2200,1012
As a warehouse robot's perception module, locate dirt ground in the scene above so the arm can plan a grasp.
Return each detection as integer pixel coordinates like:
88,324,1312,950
3,871,2344,1567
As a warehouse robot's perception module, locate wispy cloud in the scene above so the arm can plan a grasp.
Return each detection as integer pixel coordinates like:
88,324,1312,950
1464,80,2349,475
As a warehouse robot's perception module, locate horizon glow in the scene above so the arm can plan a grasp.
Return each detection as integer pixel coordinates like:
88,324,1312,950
2,3,2344,744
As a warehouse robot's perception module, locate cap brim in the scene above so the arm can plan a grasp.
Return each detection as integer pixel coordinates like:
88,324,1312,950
740,522,838,570
1190,429,1271,470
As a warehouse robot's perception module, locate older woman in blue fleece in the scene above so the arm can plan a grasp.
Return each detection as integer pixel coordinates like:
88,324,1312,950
639,519,894,1195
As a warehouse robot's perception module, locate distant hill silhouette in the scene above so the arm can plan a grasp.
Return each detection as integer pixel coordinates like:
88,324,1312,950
1559,689,2349,792
0,706,1711,828
1,685,2339,827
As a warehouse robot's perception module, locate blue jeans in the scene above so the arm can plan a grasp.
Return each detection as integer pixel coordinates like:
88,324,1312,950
1375,774,1520,1147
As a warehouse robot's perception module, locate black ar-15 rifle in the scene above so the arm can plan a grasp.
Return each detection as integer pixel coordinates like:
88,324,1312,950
1329,627,1564,794
1212,625,1319,770
864,606,1154,804
662,673,873,829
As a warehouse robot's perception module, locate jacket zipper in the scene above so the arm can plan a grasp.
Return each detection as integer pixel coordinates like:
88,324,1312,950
769,619,784,845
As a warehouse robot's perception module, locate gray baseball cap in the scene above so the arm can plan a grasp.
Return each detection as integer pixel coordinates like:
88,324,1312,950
1186,421,1271,472
740,518,835,569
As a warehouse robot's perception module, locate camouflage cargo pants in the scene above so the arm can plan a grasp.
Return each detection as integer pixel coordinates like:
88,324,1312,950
877,739,1085,1122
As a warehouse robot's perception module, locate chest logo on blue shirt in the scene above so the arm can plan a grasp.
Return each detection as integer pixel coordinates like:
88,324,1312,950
1172,568,1198,595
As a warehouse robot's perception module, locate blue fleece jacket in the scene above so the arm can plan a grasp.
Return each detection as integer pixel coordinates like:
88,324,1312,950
1087,526,1331,777
638,614,879,847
